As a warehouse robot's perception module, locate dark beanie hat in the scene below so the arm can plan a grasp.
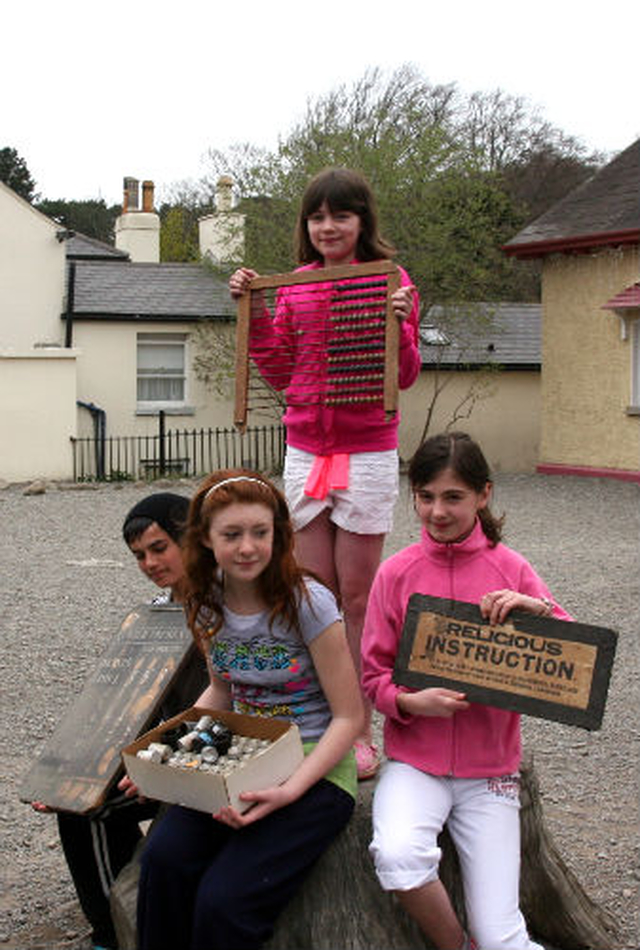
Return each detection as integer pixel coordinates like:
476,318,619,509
122,492,190,543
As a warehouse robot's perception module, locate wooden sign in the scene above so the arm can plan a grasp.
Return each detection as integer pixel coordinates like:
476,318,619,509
393,595,617,730
20,603,201,814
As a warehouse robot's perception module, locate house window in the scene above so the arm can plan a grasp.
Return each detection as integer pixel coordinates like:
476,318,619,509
137,333,187,407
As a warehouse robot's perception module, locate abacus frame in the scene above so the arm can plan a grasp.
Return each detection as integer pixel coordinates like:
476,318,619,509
233,260,402,432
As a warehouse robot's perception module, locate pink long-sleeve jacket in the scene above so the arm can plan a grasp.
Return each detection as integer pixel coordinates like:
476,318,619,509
249,260,421,455
361,520,572,778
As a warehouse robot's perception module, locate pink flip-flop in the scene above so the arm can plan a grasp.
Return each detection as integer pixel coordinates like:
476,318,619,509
354,741,381,781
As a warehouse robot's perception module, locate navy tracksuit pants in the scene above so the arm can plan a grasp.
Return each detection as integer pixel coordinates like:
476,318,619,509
137,779,354,950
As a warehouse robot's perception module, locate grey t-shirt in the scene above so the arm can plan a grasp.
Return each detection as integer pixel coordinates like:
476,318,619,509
208,579,341,741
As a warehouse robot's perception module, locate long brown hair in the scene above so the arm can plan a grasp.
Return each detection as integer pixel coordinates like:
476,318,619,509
294,167,395,264
408,432,504,546
182,469,309,645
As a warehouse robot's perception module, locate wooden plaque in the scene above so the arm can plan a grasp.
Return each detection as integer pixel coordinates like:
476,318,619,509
393,595,617,730
19,603,199,814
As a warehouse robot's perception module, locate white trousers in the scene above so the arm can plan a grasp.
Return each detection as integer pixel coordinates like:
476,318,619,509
370,761,543,950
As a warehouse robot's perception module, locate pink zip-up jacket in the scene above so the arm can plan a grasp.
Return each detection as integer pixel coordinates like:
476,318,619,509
249,260,421,455
361,520,572,777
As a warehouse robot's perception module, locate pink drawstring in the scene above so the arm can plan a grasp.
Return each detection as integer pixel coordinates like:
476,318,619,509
303,454,350,500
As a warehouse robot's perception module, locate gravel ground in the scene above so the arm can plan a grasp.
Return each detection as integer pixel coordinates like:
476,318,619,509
1,473,638,950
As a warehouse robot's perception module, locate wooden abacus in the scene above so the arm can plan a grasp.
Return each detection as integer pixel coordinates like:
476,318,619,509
234,260,402,431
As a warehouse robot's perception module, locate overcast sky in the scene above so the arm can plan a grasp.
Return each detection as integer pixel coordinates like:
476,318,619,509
3,0,638,207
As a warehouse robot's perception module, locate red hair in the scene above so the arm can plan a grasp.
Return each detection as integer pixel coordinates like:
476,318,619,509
182,469,310,647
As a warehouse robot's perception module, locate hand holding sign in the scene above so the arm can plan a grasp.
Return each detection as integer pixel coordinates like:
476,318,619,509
396,686,470,718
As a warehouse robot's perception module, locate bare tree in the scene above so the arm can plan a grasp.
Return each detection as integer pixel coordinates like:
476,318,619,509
417,303,500,446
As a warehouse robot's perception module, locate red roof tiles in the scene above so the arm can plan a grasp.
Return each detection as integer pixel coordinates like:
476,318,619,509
602,282,640,311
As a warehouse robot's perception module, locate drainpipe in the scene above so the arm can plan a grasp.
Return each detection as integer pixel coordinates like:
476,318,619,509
77,400,106,479
158,409,166,476
65,261,76,348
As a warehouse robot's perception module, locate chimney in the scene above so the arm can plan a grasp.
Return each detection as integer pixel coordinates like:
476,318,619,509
142,180,155,212
216,175,234,212
198,176,245,265
115,176,160,263
123,177,139,212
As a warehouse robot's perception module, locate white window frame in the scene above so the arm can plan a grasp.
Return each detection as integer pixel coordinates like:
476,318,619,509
136,332,189,412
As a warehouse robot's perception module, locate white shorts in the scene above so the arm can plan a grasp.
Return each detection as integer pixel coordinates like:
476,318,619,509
370,761,542,950
283,446,399,534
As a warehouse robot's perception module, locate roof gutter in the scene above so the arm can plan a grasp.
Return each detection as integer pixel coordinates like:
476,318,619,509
502,228,640,259
65,313,234,323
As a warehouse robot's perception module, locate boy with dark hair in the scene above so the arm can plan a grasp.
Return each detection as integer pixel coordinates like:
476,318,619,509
34,492,206,950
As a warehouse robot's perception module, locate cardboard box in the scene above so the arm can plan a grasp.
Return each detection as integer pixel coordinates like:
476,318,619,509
122,706,304,814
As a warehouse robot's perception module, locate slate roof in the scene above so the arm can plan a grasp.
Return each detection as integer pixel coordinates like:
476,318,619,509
504,139,640,258
420,303,541,369
66,232,129,261
69,261,234,320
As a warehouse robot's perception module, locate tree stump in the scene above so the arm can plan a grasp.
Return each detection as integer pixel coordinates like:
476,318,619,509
111,756,616,950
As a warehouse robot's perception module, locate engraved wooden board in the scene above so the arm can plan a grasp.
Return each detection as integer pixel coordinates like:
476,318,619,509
19,603,200,814
393,595,617,730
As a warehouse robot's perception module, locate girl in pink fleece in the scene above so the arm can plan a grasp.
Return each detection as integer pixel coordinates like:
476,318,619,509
361,431,571,950
230,168,421,779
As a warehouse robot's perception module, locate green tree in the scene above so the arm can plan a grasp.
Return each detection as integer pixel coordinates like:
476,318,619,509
200,67,600,302
196,66,600,304
0,146,38,202
189,65,601,442
423,168,525,304
453,87,601,299
159,205,200,261
35,198,120,243
156,179,217,262
251,65,463,293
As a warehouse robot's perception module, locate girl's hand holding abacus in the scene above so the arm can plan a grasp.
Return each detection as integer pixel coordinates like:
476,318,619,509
229,267,258,299
391,284,416,322
397,686,469,718
481,589,553,625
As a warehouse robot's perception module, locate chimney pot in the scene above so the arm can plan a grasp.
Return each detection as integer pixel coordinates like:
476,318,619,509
123,176,139,213
198,176,245,264
216,176,234,213
142,180,155,213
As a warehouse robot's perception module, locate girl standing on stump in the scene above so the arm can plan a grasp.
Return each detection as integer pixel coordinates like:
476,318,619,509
361,432,571,950
229,168,421,780
136,470,363,950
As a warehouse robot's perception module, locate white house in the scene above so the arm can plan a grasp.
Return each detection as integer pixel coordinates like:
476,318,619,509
1,178,240,481
0,182,79,480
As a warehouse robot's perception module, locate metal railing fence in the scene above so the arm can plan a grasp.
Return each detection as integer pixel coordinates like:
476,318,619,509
70,422,286,482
